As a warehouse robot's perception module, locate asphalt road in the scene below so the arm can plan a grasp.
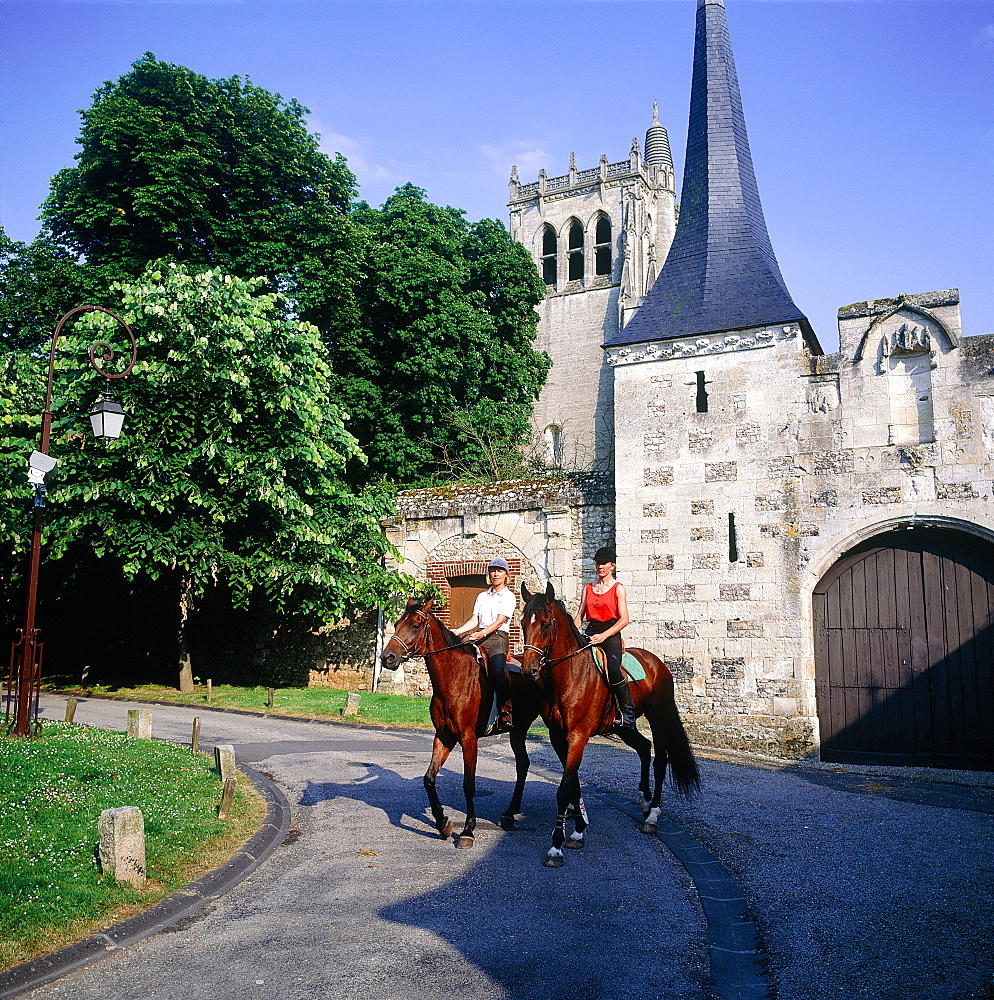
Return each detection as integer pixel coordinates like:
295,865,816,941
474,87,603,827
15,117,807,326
15,695,994,1000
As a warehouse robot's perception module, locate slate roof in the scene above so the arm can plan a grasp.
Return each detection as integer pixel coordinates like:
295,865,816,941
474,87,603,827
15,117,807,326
607,0,811,348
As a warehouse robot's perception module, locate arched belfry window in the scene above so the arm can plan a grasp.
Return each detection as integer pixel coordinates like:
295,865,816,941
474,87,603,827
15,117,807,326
594,216,612,276
541,225,557,286
567,221,584,282
544,424,563,467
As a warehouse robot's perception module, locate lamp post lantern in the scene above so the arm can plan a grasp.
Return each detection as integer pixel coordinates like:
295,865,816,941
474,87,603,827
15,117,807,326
4,306,137,737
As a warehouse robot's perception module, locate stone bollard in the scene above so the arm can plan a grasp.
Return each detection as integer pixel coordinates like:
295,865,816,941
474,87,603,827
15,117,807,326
214,744,237,781
126,709,152,738
191,717,201,753
64,697,77,724
217,778,237,819
267,687,274,708
343,692,361,718
98,807,147,887
206,679,212,704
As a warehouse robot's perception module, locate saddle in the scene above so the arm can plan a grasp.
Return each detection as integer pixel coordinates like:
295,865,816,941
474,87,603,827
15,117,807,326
470,643,522,674
589,646,646,682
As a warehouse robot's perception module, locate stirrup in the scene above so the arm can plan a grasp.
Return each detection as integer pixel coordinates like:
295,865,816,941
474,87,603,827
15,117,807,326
483,704,513,737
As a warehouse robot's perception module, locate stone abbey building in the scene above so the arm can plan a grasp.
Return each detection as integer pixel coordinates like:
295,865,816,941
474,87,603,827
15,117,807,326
384,0,994,770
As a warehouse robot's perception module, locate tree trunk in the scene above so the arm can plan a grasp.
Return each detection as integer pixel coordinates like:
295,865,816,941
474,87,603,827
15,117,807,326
177,574,195,693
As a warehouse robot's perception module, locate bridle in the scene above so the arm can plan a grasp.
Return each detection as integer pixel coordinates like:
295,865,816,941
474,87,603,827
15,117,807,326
388,607,480,662
522,605,593,671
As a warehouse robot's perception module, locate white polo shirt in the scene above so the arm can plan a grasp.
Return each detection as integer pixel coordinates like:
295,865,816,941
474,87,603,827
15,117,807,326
473,587,516,633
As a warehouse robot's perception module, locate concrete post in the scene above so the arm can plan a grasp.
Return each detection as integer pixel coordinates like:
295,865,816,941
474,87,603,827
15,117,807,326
98,807,147,887
214,744,237,781
126,709,151,738
343,692,361,718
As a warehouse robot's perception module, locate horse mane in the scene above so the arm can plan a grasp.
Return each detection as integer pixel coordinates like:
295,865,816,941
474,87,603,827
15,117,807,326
409,598,461,647
522,591,586,645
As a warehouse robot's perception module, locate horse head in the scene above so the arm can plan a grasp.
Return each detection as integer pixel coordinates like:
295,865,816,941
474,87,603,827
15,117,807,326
519,581,561,679
381,597,435,670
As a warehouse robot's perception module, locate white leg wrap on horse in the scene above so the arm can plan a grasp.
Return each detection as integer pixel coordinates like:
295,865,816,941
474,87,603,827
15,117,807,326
576,797,589,825
569,831,585,843
547,847,564,859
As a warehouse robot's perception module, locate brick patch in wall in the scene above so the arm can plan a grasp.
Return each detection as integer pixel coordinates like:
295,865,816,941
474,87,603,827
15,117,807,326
691,499,714,516
862,486,902,504
711,657,745,679
643,503,666,517
719,584,751,601
800,524,820,536
644,431,667,449
757,679,790,698
736,422,761,445
767,457,794,478
658,621,698,639
936,482,980,500
727,619,764,637
755,494,783,512
642,528,669,542
814,450,855,475
693,552,720,570
745,551,764,568
644,466,675,486
759,524,780,538
705,461,737,483
690,526,715,541
688,429,714,453
648,398,667,414
666,584,696,602
951,402,974,439
650,554,675,570
810,490,838,508
667,656,695,679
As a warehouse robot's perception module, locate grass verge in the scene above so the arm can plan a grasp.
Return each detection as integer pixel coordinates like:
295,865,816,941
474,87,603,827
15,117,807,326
52,682,435,728
0,720,265,971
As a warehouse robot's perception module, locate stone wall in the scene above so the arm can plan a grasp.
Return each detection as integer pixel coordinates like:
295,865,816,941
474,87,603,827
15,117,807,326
606,290,994,758
381,474,615,695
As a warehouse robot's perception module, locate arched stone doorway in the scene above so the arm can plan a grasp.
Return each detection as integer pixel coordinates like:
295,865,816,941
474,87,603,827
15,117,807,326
813,528,994,769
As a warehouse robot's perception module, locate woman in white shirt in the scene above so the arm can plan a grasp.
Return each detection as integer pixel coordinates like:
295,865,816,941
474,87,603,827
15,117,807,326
452,556,516,735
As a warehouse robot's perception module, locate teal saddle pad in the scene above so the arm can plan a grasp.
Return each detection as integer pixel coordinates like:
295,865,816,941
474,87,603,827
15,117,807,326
591,647,646,682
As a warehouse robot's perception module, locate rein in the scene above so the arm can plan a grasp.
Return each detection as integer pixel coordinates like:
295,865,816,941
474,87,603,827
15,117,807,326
390,608,481,661
523,610,593,669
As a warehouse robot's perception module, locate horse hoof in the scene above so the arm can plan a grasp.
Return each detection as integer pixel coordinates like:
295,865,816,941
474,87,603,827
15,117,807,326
456,835,475,849
564,836,585,850
498,815,516,830
641,822,657,835
543,854,565,868
439,820,453,838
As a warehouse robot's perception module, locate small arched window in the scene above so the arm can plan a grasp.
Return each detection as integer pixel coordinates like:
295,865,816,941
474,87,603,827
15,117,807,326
567,221,584,282
544,424,564,467
541,225,557,286
594,216,612,276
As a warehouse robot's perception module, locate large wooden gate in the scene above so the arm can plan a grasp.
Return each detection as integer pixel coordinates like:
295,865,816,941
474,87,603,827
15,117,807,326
813,529,994,769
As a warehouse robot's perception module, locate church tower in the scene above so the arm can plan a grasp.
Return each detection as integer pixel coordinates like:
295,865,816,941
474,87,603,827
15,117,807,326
508,109,678,470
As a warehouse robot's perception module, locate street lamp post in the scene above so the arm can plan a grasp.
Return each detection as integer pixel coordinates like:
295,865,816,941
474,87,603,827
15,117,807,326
4,306,137,737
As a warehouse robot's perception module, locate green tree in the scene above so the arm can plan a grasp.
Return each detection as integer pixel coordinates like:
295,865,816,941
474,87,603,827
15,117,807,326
39,53,363,339
331,184,550,483
0,262,408,688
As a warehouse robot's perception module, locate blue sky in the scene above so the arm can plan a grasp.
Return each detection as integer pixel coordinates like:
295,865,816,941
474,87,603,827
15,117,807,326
2,0,992,351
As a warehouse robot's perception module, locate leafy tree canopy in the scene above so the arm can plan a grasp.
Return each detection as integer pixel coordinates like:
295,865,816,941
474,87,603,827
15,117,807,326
39,53,363,340
331,184,550,483
0,262,407,620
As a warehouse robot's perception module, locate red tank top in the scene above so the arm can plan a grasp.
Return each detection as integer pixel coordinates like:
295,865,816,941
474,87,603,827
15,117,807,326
584,582,620,622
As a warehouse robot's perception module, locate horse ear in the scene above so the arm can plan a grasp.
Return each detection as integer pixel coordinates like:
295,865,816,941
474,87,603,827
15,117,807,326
422,597,434,612
406,597,417,607
545,581,555,601
520,582,532,601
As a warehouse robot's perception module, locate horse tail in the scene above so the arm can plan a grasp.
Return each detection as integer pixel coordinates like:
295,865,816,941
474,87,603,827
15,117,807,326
665,698,701,798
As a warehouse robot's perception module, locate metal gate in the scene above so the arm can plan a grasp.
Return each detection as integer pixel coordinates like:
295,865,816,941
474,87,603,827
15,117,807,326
813,529,994,769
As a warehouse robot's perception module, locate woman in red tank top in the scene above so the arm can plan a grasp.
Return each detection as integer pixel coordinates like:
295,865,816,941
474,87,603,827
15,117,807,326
573,546,635,729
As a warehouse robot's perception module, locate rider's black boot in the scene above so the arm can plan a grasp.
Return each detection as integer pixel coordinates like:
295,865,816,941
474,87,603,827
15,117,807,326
611,680,637,730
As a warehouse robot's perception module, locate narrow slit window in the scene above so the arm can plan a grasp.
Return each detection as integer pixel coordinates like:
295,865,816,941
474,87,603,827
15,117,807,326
695,371,709,413
594,216,612,276
541,225,557,286
728,512,739,562
567,221,584,282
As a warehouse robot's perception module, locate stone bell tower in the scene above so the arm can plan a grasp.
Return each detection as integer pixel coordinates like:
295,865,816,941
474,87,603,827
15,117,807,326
508,107,678,471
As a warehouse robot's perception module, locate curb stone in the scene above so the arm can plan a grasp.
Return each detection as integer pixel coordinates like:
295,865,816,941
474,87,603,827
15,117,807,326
0,763,291,1000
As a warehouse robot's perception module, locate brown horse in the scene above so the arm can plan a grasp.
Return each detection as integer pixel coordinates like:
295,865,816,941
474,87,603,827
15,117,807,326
380,598,542,847
519,582,699,867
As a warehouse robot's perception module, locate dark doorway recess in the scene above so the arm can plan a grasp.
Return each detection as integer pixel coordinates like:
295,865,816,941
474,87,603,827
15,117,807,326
446,575,488,631
813,528,994,770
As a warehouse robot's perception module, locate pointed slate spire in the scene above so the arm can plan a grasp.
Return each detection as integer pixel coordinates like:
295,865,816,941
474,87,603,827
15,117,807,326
608,0,811,347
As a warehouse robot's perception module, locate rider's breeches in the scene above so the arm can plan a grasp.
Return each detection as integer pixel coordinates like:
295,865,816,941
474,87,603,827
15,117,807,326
584,620,623,683
480,632,510,699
